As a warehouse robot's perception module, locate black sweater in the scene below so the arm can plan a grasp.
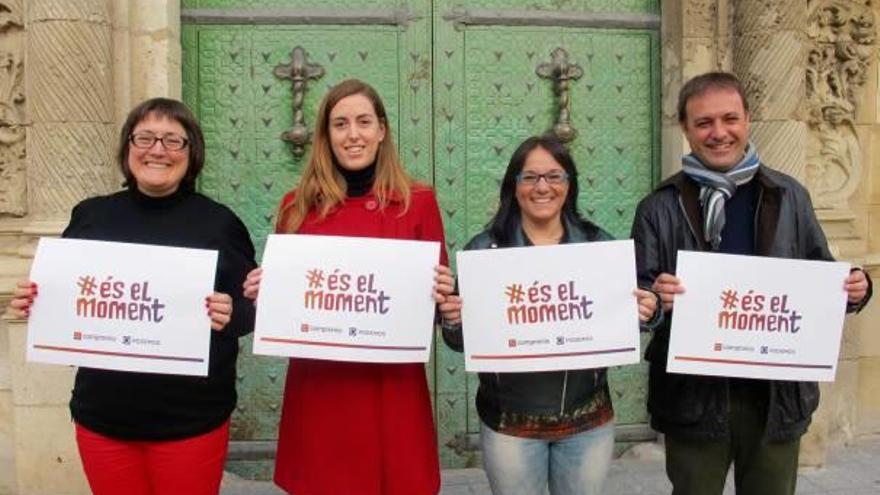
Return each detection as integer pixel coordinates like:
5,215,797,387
64,187,256,440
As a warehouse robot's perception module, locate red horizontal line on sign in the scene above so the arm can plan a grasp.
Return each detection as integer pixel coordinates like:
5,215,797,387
673,356,832,369
32,344,205,363
260,337,426,351
471,347,637,360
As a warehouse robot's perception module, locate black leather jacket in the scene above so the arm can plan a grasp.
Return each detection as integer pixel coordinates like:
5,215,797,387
631,166,871,442
442,218,617,428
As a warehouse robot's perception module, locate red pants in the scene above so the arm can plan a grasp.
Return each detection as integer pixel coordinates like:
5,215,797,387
75,420,229,495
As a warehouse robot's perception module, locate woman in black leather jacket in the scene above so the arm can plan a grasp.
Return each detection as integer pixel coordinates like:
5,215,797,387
435,135,659,495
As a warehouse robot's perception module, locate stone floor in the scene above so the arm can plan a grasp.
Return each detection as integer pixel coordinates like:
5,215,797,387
220,435,880,494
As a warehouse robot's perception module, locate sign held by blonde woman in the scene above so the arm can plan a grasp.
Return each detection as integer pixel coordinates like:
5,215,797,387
254,234,440,363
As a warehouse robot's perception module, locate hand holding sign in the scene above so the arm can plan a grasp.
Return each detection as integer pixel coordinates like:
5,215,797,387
433,265,461,325
8,280,37,319
845,269,869,304
206,292,233,331
634,288,658,322
651,273,685,312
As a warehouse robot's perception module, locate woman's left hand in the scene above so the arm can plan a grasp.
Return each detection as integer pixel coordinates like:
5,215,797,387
433,265,456,301
634,288,657,323
207,292,233,331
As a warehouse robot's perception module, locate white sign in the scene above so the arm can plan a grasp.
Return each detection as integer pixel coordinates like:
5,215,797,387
253,234,440,363
457,240,641,372
27,238,218,376
667,251,850,382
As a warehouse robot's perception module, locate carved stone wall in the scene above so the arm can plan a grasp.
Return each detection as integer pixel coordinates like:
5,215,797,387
0,1,24,218
799,2,879,457
0,2,23,492
805,1,875,213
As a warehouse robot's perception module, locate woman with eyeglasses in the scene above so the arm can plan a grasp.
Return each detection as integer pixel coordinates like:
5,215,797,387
8,98,256,495
435,135,660,495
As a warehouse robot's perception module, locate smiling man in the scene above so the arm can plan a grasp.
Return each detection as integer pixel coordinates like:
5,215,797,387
631,72,872,495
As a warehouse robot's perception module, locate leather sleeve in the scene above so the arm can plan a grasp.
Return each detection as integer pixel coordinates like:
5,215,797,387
631,197,666,293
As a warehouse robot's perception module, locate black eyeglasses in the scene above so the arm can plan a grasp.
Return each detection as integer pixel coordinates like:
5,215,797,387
516,171,569,186
129,132,189,151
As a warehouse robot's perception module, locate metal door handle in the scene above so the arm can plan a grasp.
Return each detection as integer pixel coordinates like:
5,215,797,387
274,46,325,157
536,47,583,143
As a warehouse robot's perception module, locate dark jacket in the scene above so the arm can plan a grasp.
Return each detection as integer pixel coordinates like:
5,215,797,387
631,166,872,442
442,217,618,428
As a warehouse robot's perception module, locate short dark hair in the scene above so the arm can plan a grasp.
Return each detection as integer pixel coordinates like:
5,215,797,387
678,72,750,123
487,135,598,246
117,97,205,191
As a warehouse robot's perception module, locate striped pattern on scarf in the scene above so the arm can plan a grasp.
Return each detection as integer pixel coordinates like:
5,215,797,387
681,143,760,250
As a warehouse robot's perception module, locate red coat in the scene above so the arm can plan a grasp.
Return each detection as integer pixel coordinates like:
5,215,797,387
273,185,447,495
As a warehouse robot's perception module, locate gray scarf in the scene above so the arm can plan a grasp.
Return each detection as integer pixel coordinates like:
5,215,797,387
681,143,760,250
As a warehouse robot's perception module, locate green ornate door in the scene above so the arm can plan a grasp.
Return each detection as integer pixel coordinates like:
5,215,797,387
182,0,659,477
431,1,661,468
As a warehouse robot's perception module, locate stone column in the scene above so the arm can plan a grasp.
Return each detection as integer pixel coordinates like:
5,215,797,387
732,0,829,467
26,0,116,220
732,0,807,180
5,1,116,493
661,0,734,179
113,0,181,128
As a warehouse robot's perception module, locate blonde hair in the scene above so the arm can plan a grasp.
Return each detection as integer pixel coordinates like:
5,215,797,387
278,79,413,232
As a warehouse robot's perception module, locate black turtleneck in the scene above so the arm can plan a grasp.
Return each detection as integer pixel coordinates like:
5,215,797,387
337,163,376,198
63,186,256,440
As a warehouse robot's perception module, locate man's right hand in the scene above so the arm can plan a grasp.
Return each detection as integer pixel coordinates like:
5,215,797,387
652,273,685,313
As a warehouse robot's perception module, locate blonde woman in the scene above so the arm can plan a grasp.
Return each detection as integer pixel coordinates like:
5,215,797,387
243,79,447,495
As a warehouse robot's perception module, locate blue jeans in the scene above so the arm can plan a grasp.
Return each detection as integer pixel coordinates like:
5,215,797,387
480,420,614,495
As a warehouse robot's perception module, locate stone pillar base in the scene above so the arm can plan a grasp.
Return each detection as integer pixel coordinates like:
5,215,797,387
7,319,88,494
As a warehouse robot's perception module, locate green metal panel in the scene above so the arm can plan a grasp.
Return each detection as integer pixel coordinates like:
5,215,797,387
433,0,660,468
183,0,659,476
